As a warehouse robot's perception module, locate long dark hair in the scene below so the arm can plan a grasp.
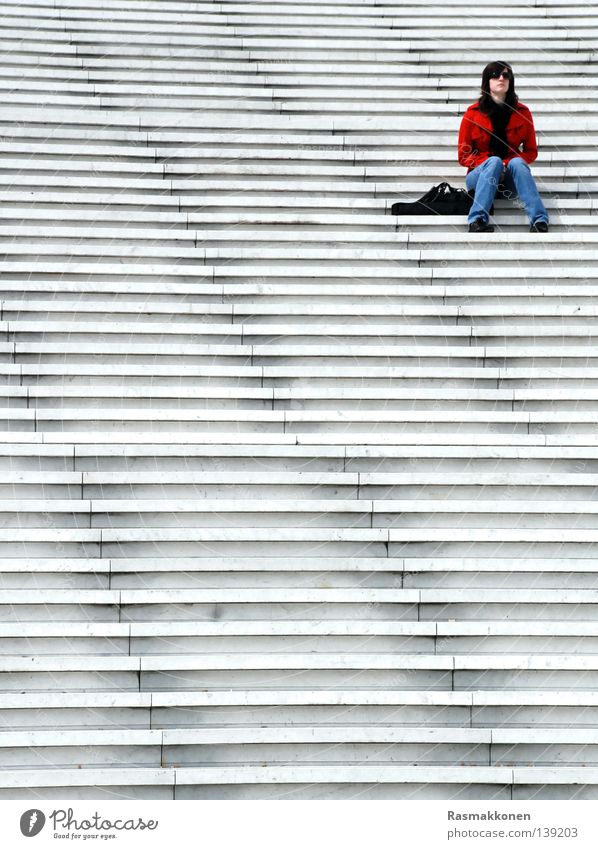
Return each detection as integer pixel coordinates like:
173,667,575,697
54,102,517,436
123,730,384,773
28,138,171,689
478,60,519,114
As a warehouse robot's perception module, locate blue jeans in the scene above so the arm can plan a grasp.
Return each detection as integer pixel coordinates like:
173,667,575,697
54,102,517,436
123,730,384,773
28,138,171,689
465,156,549,226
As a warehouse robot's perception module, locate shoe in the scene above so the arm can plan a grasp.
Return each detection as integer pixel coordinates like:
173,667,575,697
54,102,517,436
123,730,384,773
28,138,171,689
530,220,549,232
468,219,494,233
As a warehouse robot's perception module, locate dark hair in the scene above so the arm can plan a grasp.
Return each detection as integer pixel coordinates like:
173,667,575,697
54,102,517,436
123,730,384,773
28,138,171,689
478,60,519,114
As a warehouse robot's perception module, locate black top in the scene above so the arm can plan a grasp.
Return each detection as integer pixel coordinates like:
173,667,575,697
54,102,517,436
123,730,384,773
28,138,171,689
488,101,511,160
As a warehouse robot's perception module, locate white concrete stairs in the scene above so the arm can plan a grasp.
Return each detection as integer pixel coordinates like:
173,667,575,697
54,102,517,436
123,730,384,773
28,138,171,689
1,0,598,800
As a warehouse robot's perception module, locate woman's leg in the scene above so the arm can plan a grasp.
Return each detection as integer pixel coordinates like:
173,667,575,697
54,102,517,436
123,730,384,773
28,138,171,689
502,157,549,225
465,156,503,224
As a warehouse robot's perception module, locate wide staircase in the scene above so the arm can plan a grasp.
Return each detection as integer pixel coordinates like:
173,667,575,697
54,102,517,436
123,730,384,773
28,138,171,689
1,0,598,801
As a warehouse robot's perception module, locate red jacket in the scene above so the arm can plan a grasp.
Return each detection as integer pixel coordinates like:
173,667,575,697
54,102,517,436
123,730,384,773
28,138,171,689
458,101,538,172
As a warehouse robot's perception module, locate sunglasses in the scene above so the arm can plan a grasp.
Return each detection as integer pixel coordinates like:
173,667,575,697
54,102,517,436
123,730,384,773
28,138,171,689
489,69,513,80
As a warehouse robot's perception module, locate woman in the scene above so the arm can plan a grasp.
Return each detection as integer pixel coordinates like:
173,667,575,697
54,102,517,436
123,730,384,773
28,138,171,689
458,60,549,233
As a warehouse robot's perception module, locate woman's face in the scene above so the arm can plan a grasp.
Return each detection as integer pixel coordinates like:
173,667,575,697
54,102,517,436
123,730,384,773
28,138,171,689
488,68,511,98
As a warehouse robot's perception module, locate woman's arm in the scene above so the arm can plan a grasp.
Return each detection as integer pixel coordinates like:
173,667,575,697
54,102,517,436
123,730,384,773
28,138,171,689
458,113,484,169
505,108,539,166
517,109,539,164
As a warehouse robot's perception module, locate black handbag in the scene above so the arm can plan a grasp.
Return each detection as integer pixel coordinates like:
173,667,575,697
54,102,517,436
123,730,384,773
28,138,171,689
391,182,474,215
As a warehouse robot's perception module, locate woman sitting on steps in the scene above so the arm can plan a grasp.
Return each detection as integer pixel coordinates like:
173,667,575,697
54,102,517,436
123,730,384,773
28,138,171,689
458,60,550,233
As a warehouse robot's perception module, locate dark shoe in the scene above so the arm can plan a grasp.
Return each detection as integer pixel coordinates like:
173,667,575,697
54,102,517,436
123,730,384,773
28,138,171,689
468,219,494,233
530,220,549,232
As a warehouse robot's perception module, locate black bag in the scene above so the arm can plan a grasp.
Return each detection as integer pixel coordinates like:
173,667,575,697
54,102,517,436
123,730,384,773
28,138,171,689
391,182,474,215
